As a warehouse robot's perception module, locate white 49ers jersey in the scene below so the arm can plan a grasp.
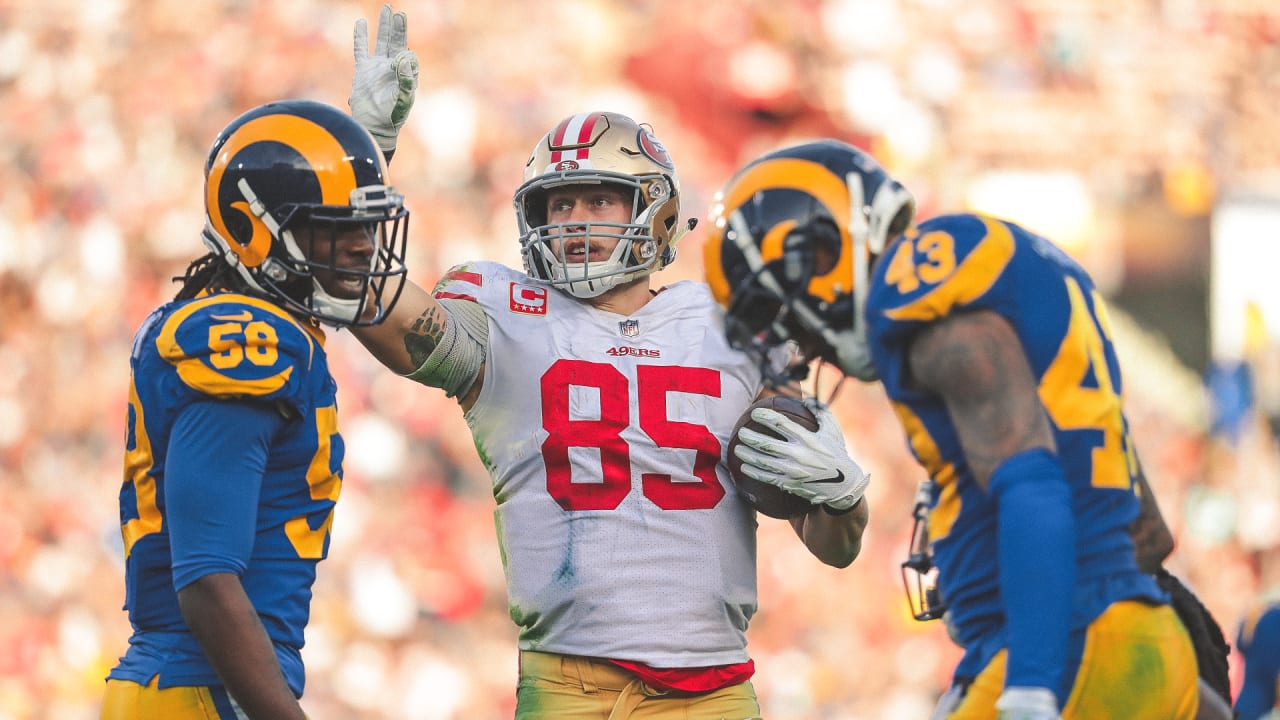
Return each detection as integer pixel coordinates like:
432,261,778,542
435,261,765,667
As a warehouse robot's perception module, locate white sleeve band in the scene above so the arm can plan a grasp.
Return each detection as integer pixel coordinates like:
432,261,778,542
403,298,488,398
438,297,489,343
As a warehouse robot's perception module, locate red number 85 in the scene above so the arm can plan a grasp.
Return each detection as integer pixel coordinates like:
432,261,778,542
540,360,725,511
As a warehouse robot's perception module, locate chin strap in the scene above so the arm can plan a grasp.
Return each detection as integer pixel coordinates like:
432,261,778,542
309,284,365,326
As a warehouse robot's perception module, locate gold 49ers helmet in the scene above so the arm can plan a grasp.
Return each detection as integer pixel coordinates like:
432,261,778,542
704,139,915,381
202,99,409,326
514,111,690,298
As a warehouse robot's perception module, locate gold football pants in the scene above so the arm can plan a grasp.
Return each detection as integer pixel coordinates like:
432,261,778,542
946,601,1199,720
516,651,763,720
102,676,279,719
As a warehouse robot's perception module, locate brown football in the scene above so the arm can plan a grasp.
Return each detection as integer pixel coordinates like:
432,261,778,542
727,395,819,519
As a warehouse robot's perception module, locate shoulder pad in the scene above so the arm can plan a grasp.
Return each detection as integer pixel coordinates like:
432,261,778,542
868,213,1015,325
433,262,536,317
432,263,487,302
154,294,318,400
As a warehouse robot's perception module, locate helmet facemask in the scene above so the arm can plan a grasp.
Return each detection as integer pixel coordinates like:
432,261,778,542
201,100,410,327
206,179,409,327
517,173,676,298
290,193,409,326
721,209,862,383
706,140,916,383
514,112,686,299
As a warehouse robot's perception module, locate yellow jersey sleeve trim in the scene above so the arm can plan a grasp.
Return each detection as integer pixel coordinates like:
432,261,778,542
892,400,960,541
155,294,315,398
883,215,1015,323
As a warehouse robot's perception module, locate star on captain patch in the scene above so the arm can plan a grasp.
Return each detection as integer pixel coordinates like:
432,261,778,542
619,319,639,337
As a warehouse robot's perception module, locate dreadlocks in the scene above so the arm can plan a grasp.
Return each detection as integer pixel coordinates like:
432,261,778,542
172,252,242,302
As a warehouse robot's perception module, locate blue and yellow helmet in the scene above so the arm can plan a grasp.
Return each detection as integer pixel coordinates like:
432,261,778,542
202,99,409,326
704,139,915,381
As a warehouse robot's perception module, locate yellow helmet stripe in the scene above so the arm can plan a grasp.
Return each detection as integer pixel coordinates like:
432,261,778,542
206,114,357,267
719,158,854,304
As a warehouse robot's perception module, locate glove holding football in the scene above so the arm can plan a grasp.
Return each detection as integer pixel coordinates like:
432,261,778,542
731,400,869,512
350,4,420,154
995,687,1061,720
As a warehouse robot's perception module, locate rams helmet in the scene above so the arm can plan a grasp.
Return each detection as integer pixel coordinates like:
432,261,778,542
202,99,409,326
704,139,914,381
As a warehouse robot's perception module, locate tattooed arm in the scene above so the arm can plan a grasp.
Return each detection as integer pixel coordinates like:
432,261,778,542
908,308,1175,559
909,309,1075,701
350,280,487,408
907,310,1056,489
352,280,444,373
909,310,1174,566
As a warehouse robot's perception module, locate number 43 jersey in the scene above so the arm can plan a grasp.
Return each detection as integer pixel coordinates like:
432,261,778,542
434,262,766,668
864,214,1164,645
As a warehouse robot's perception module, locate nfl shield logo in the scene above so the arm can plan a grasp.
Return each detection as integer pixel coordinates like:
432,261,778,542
619,319,639,337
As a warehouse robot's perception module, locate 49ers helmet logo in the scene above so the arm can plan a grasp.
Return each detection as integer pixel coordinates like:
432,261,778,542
637,129,673,170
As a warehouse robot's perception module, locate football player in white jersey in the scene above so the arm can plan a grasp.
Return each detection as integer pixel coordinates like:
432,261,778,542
345,6,872,718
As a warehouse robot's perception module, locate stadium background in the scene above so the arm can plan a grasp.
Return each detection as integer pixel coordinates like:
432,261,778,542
1,0,1278,717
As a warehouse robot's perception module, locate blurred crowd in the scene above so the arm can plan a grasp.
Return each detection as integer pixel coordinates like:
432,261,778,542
2,0,1279,718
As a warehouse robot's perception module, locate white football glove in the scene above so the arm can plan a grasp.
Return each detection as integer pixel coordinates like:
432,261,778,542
732,401,869,511
350,4,420,154
995,687,1060,720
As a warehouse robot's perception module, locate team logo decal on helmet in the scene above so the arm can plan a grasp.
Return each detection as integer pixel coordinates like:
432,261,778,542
202,99,409,327
637,128,674,170
206,114,361,270
708,156,856,307
704,139,915,382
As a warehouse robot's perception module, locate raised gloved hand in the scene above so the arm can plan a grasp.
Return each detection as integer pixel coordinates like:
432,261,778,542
732,401,869,511
995,687,1061,720
350,4,419,154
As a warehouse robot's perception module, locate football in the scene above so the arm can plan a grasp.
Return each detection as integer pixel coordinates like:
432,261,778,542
727,395,819,519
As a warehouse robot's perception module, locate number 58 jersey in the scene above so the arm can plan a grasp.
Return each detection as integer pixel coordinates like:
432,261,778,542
435,262,766,668
113,291,341,695
864,214,1164,643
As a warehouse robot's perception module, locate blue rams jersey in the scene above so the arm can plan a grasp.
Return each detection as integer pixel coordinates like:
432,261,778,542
864,214,1163,657
109,291,342,697
1237,599,1280,719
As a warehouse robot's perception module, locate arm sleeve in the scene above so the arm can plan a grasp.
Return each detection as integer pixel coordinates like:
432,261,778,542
1237,607,1280,719
990,447,1076,697
167,399,285,591
404,296,488,398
